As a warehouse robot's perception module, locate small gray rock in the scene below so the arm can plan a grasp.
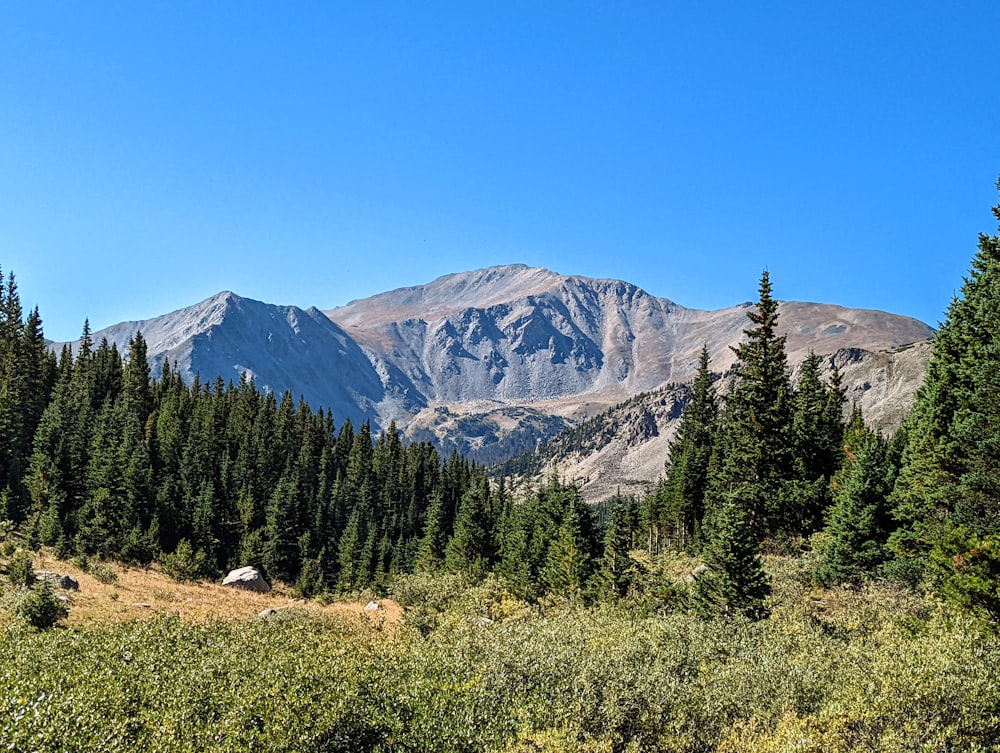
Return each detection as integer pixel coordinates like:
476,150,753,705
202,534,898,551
685,564,710,583
364,600,382,612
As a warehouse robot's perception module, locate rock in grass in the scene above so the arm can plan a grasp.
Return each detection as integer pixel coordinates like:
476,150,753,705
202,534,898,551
221,566,271,593
34,571,80,591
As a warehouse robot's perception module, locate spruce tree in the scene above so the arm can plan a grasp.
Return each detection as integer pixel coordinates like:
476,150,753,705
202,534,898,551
815,429,894,586
414,491,448,573
889,180,1000,612
543,499,593,600
443,481,495,579
691,499,771,620
711,270,793,537
336,510,364,592
786,351,845,534
655,346,718,551
601,495,638,598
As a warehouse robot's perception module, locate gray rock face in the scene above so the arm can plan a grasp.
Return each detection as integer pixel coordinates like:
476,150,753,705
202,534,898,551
34,571,79,590
58,292,411,426
222,566,271,593
327,265,934,411
525,340,935,502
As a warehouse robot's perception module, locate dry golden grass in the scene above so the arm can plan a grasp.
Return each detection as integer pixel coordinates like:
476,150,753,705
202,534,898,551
6,551,403,628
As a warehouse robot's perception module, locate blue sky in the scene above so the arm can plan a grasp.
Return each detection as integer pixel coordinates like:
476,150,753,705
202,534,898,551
2,2,999,341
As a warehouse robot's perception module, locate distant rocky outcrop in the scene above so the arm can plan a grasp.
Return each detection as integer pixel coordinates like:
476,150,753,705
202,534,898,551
509,340,934,502
222,566,271,593
57,292,403,427
326,266,933,412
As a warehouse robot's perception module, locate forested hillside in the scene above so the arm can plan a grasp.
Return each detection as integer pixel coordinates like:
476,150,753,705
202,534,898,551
1,185,999,618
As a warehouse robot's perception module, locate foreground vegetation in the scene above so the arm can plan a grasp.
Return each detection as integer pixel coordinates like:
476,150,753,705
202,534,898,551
1,556,998,752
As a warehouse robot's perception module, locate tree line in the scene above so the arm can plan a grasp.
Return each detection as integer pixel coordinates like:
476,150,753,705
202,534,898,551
1,181,999,619
0,275,616,599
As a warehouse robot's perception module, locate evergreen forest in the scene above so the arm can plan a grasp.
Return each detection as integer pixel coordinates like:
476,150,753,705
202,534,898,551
1,185,1000,750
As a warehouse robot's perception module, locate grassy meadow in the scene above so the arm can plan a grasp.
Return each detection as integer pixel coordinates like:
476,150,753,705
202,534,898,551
1,548,998,752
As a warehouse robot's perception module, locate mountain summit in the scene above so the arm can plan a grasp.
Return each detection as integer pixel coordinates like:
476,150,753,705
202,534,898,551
58,265,935,480
326,263,932,405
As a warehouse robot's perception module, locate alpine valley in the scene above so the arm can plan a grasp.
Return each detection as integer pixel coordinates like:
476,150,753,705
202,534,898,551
56,264,935,499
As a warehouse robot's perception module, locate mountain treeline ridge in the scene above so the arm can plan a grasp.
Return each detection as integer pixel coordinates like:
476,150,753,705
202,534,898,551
0,184,998,617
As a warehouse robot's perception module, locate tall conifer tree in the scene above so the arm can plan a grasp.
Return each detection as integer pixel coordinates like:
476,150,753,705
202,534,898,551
889,180,1000,615
712,271,792,537
654,346,718,550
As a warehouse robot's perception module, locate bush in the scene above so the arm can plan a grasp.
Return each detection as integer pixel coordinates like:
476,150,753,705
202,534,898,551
159,539,206,582
0,566,996,751
7,549,35,588
16,580,69,630
88,560,119,585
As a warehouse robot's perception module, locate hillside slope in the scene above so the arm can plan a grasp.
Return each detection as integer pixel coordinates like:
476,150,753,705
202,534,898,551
505,341,933,502
327,265,934,408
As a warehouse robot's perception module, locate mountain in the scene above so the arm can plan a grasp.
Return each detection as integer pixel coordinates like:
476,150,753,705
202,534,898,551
59,291,400,426
57,265,935,494
326,265,933,407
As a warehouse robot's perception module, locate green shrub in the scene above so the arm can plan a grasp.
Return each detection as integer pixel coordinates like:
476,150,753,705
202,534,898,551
159,539,206,582
15,580,69,630
0,567,996,751
7,549,35,588
88,560,119,585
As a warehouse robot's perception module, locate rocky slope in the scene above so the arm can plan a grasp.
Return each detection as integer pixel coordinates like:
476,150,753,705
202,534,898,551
505,340,934,502
57,265,935,495
325,265,934,407
60,291,404,426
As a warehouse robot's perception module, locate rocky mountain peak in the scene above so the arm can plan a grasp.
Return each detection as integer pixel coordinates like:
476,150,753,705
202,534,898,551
54,267,936,492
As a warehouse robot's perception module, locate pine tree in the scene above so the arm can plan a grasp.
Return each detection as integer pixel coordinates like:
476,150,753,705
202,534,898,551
336,510,364,592
653,346,718,551
815,429,894,586
444,479,496,580
123,331,152,422
543,499,593,600
691,499,771,619
786,351,845,534
601,495,638,598
711,270,793,537
415,491,448,572
262,472,301,583
889,180,1000,609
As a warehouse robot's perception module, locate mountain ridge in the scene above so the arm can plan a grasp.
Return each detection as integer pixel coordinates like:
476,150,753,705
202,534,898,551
53,264,935,494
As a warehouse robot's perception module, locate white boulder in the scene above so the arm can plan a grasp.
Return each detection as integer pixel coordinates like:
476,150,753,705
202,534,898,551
222,566,271,593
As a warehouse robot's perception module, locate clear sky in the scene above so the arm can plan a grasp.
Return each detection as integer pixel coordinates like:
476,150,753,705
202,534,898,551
2,2,999,342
